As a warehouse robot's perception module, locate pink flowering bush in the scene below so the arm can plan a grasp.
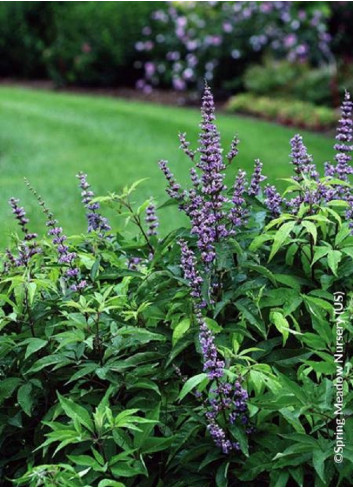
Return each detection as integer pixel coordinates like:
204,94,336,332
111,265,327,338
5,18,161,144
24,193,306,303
136,1,332,93
0,85,353,487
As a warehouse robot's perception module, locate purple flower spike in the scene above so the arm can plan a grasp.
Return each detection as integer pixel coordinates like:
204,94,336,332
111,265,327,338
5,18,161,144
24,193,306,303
145,202,159,236
190,167,201,188
226,135,240,163
207,420,234,454
290,134,318,181
159,160,184,200
76,172,111,236
334,91,353,181
230,169,248,228
248,159,266,197
46,214,85,291
178,239,203,303
198,82,227,200
8,197,40,267
197,311,224,379
179,132,195,161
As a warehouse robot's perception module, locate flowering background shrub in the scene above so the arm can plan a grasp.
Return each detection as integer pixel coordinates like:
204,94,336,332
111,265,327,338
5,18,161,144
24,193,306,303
135,1,332,93
0,1,352,99
1,85,352,487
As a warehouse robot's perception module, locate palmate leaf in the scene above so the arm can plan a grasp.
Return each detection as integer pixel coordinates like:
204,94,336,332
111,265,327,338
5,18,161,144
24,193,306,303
37,428,87,454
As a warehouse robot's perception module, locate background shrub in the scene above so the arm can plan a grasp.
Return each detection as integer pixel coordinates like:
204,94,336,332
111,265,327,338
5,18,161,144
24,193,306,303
0,1,54,78
226,93,337,130
0,1,161,87
44,1,161,87
243,59,334,107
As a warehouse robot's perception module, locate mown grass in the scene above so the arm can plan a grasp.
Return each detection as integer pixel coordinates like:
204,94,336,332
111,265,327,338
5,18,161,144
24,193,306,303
0,86,335,246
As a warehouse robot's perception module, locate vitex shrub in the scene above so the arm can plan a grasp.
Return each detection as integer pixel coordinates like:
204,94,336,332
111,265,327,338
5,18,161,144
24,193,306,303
0,84,352,487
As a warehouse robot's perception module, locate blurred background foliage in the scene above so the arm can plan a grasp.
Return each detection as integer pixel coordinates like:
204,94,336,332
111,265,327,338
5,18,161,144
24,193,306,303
0,1,160,86
0,1,352,103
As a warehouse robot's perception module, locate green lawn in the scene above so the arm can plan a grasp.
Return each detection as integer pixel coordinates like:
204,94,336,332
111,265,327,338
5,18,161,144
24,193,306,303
0,86,335,246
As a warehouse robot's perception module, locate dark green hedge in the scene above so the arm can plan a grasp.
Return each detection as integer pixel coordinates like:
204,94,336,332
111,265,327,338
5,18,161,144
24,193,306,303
0,1,162,86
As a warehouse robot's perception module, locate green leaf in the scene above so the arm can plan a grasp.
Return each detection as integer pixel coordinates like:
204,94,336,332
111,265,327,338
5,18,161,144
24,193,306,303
90,258,101,282
229,424,249,457
270,311,289,346
127,379,160,396
274,274,302,291
302,220,317,244
312,246,330,265
67,454,104,472
27,282,37,306
335,225,351,246
216,461,229,487
249,234,272,251
269,221,296,261
172,318,190,346
139,436,175,454
98,480,125,487
301,333,327,350
243,263,277,285
25,338,48,359
57,393,94,433
279,408,305,433
17,383,33,416
66,364,98,384
327,250,342,276
285,242,298,266
27,354,73,373
342,247,353,260
0,377,22,403
204,317,222,333
312,449,328,483
304,361,336,375
178,373,209,400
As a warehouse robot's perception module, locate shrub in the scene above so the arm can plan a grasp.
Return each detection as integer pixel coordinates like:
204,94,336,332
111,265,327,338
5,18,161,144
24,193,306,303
226,93,338,130
135,2,332,93
0,2,54,78
1,86,353,487
0,2,160,86
243,59,335,107
44,2,161,87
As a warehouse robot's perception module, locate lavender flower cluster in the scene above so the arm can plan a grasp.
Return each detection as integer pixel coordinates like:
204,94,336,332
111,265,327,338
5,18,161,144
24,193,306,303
145,202,159,236
179,238,250,454
77,172,111,236
22,181,87,292
5,198,40,269
267,91,353,222
160,83,266,267
136,2,331,93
